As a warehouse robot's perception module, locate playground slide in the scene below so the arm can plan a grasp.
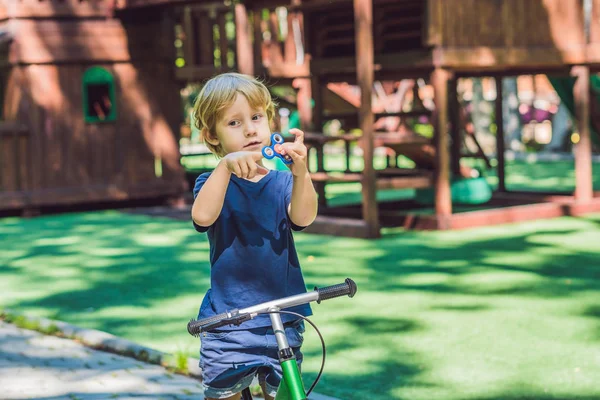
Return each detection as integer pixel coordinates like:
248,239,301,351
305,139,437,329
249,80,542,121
548,76,600,146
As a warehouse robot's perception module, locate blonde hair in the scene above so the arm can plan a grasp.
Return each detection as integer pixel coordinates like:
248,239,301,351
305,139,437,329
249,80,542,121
192,72,276,157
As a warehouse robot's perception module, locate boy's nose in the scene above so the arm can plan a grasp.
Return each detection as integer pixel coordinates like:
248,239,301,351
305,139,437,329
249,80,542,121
245,125,257,136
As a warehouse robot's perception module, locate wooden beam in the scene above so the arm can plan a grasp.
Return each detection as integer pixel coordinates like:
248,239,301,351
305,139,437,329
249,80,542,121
263,62,310,78
235,4,254,75
0,123,28,136
431,68,452,227
495,76,506,192
175,66,229,81
572,65,594,201
448,76,461,177
436,46,600,71
376,175,432,190
354,0,379,238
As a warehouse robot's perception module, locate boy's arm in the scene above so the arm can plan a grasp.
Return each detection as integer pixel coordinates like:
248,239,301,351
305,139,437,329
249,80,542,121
288,170,318,227
192,152,268,227
191,161,232,227
282,129,317,227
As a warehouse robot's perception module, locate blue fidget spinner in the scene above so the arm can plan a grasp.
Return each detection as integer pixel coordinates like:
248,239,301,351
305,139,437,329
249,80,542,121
262,133,293,164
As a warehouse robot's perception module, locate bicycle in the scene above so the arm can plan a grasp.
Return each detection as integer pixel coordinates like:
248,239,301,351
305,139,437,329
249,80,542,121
187,278,357,400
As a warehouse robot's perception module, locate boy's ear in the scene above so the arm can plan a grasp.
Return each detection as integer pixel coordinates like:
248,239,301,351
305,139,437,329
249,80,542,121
203,129,220,146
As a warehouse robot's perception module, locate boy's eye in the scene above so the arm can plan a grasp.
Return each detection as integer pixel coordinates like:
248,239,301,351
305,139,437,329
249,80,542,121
228,120,240,127
252,114,263,121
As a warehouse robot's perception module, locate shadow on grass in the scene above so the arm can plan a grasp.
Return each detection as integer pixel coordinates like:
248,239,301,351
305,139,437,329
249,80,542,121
2,211,600,399
303,359,427,400
0,212,211,340
344,316,421,334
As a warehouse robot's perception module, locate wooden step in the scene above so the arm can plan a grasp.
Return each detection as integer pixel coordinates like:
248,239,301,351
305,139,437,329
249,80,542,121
310,172,362,183
310,171,433,190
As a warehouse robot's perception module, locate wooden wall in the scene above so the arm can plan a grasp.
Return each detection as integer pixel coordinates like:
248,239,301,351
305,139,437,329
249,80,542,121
428,0,600,70
115,0,190,9
436,0,584,48
0,6,186,211
0,0,109,18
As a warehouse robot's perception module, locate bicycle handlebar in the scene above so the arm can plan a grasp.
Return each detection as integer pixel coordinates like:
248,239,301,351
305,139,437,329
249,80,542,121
315,278,357,303
187,278,357,336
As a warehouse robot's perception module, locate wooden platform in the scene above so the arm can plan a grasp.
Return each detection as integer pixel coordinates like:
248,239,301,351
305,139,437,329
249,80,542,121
303,191,600,237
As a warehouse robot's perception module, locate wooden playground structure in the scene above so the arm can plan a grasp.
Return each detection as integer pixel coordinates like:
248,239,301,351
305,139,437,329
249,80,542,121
2,0,600,237
0,1,186,214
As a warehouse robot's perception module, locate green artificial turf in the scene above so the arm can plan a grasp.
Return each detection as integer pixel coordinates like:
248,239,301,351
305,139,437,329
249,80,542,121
1,211,600,399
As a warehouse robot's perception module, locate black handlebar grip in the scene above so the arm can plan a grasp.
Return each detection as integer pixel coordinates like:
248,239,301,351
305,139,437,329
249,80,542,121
315,278,357,304
187,311,233,337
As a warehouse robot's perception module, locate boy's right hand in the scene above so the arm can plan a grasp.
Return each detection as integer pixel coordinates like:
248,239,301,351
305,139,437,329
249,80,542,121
222,151,269,179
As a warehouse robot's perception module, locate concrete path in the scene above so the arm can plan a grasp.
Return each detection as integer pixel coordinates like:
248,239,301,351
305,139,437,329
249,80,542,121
0,319,339,400
0,321,205,400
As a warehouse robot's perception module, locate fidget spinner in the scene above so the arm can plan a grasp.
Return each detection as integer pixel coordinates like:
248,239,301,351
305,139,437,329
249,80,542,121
262,133,292,164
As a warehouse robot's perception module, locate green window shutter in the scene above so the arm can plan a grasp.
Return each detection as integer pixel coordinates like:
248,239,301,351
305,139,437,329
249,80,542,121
82,66,117,123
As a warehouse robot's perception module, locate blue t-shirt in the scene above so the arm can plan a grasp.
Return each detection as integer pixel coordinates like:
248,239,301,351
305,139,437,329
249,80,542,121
193,169,312,330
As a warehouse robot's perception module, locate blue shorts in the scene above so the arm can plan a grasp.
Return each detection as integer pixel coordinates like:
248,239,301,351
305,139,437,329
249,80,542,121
199,320,305,399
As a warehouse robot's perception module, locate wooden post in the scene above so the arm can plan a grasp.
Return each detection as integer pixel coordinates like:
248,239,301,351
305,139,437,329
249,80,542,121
449,76,461,178
235,3,254,75
431,68,452,228
293,78,312,130
217,12,228,68
311,75,325,172
495,76,506,192
354,0,380,238
310,75,327,207
252,9,263,73
572,65,593,201
182,6,197,66
198,13,214,66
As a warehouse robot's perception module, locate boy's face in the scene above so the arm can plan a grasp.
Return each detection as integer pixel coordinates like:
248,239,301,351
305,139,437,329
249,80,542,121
209,93,271,156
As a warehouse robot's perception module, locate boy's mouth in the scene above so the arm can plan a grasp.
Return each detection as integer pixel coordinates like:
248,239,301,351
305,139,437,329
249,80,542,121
244,141,262,149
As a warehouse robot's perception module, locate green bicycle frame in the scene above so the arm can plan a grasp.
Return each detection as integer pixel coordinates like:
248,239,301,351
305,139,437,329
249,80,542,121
275,359,305,400
270,311,307,400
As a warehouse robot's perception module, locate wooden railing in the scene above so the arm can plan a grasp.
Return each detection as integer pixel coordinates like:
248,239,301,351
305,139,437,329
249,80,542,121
173,3,235,81
0,122,30,192
172,2,309,81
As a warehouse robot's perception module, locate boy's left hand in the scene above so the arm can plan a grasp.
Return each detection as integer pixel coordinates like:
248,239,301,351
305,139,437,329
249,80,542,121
280,128,309,176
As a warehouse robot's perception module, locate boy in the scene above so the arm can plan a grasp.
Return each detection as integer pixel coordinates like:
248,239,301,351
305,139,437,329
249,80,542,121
191,72,318,400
